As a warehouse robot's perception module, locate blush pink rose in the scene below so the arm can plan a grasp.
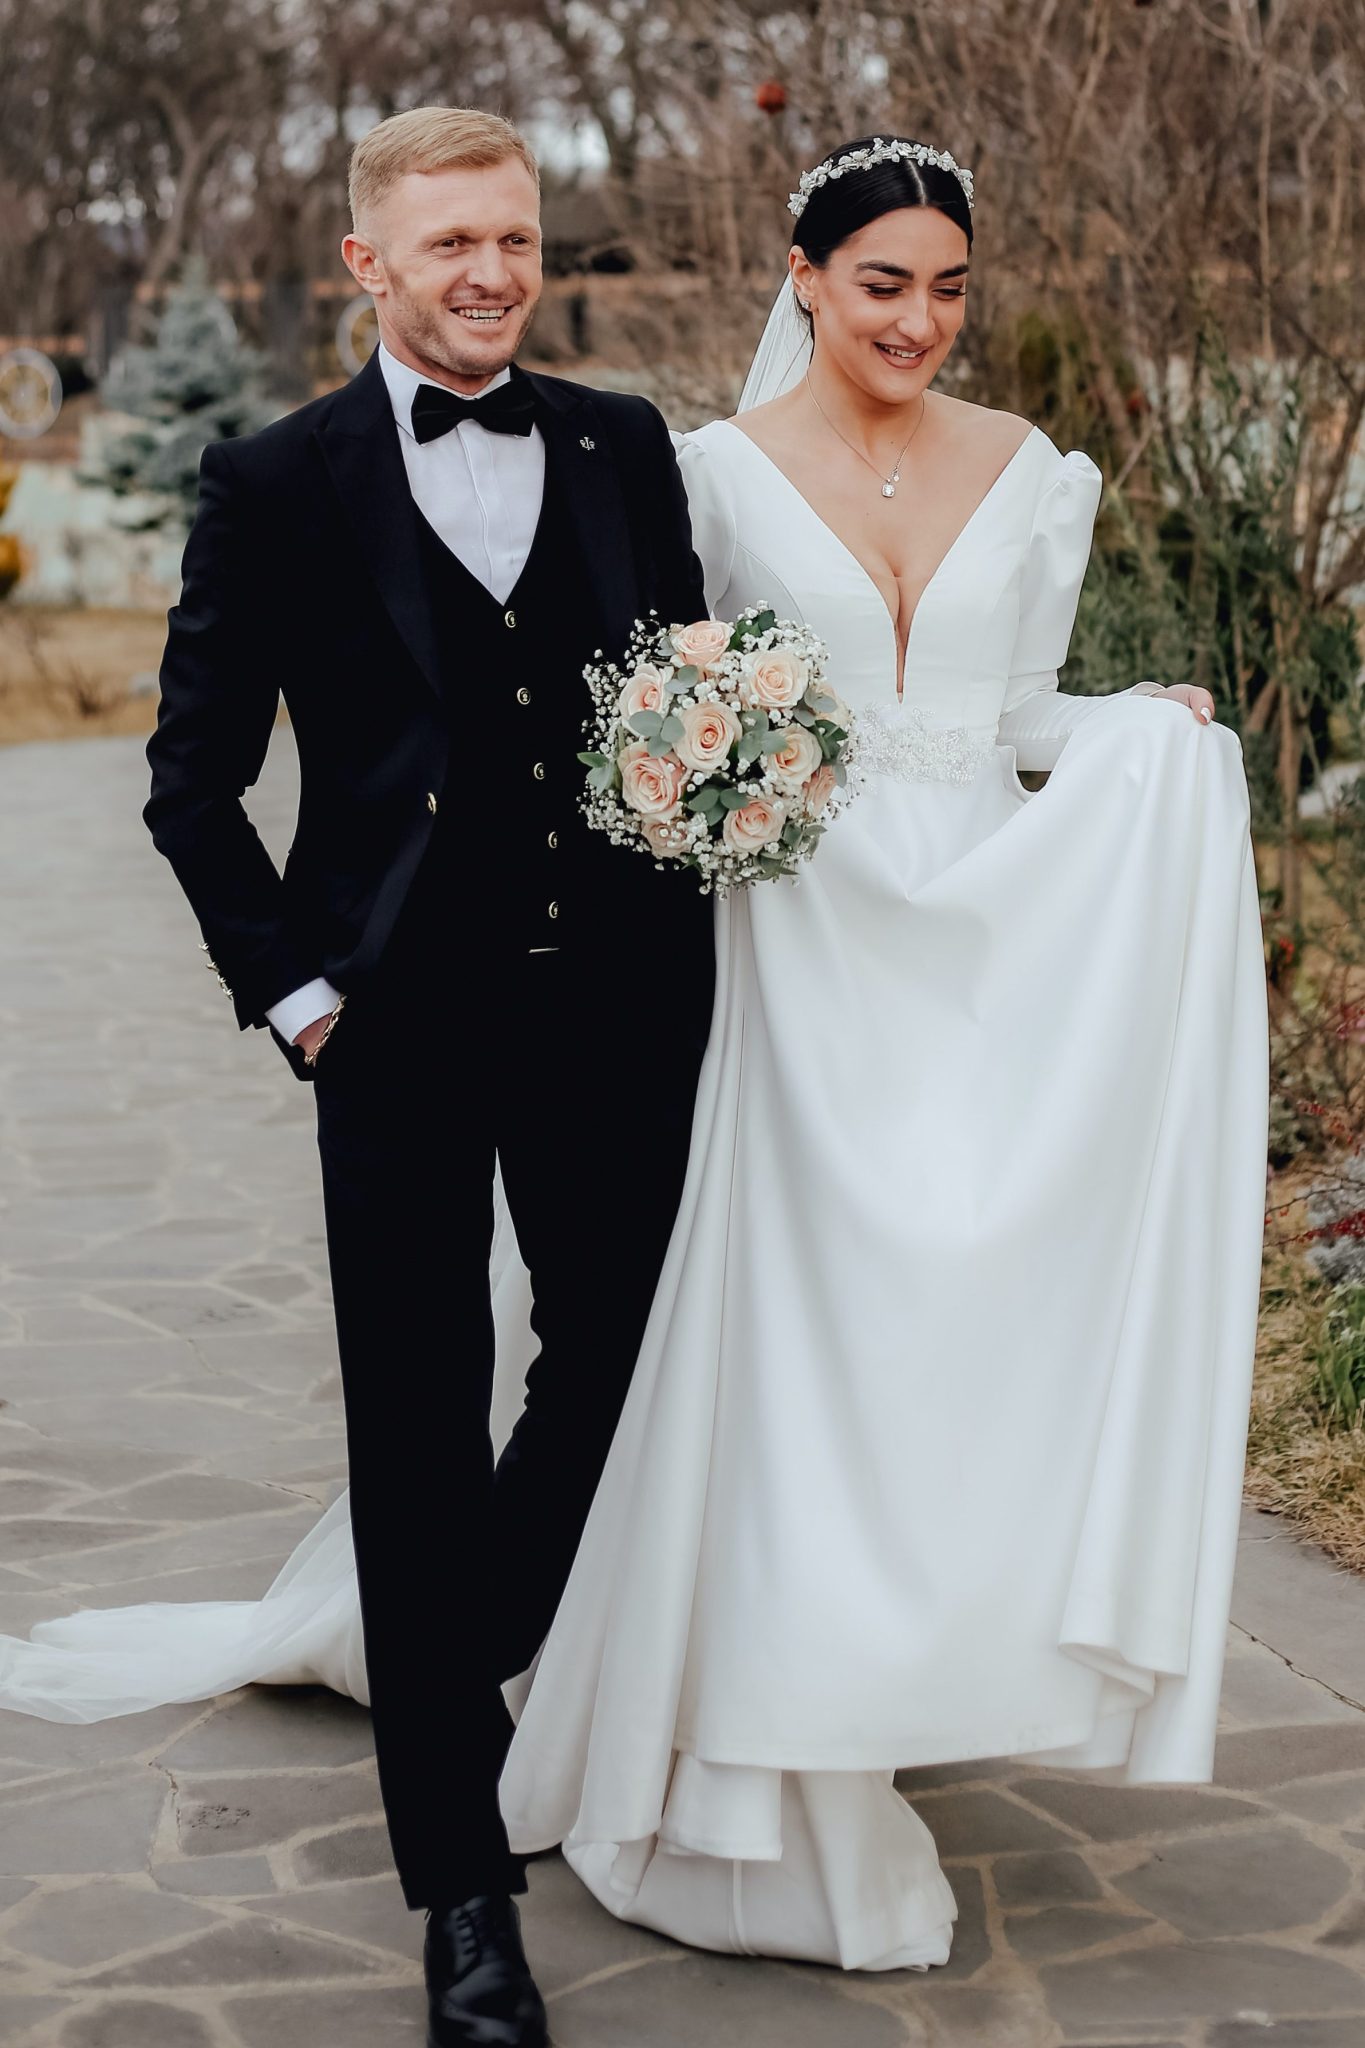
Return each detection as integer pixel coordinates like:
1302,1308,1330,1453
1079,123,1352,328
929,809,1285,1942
803,763,839,815
766,725,824,794
620,742,688,820
742,649,809,709
722,793,788,854
674,699,742,773
671,619,733,670
642,816,692,859
617,663,670,719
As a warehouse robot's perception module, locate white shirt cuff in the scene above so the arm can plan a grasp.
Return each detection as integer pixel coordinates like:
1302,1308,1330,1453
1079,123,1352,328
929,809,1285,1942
266,978,343,1045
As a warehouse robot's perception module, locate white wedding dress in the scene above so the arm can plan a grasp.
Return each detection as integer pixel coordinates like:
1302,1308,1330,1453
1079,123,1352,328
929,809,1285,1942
0,417,1268,1974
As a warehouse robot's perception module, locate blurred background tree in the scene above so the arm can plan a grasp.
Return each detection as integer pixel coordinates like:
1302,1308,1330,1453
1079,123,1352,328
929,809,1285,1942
86,265,280,527
5,0,1358,822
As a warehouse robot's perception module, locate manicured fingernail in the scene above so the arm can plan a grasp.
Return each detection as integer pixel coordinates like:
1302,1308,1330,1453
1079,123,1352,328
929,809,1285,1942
1199,707,1212,721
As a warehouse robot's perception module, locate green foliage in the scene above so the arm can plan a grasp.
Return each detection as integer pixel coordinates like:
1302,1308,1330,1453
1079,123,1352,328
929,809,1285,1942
88,261,279,529
978,306,1137,476
729,609,775,648
1065,330,1362,834
1312,1285,1365,1432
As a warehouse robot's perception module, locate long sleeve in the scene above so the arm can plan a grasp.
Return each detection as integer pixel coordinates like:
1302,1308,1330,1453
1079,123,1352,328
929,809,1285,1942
996,448,1163,772
144,440,319,1030
671,430,738,618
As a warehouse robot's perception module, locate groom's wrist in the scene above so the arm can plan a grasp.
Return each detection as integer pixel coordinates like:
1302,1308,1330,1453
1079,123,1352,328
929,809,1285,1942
266,977,343,1046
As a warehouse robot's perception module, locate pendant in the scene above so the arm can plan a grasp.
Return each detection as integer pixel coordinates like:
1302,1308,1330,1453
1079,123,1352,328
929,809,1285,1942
881,482,896,498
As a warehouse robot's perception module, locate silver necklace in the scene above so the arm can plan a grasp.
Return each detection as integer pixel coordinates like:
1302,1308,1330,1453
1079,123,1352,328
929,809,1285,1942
804,375,927,499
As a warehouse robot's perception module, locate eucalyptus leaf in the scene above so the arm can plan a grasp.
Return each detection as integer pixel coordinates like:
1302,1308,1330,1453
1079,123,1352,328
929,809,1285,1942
760,730,790,755
719,787,749,810
687,786,722,812
628,709,664,739
647,734,678,757
672,664,700,688
659,713,685,742
577,750,608,769
791,706,816,727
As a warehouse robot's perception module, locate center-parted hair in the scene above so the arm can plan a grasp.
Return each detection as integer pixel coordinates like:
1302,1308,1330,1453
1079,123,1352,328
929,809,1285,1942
792,134,974,270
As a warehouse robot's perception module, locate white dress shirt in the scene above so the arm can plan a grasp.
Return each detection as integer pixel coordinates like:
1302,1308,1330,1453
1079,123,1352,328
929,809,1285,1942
266,344,547,1047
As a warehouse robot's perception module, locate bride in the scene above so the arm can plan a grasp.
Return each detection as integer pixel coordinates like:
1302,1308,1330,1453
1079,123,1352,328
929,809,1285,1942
0,136,1268,1974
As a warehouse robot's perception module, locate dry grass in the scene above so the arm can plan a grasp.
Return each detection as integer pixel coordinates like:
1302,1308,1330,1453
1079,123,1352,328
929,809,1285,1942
0,604,166,745
1248,1170,1365,1572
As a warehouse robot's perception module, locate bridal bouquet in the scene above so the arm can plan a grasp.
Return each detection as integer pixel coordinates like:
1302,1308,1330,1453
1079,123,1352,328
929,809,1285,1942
578,608,855,893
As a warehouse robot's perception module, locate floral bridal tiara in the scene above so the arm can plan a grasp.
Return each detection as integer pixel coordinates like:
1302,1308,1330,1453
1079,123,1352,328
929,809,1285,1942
788,137,976,220
738,138,976,411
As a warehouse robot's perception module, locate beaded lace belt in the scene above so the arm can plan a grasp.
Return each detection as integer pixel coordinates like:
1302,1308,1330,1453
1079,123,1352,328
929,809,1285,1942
858,703,997,785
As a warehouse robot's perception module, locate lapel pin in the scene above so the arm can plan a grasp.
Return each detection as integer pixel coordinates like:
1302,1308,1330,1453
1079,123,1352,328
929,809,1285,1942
579,435,596,451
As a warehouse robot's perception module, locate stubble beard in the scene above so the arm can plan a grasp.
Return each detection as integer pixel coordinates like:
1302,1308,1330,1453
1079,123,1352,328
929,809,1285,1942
390,273,535,385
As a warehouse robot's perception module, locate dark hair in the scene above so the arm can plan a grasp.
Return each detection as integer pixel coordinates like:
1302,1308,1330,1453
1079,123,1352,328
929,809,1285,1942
792,135,974,271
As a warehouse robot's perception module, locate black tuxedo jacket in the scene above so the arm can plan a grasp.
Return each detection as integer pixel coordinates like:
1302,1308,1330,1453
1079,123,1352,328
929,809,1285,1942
144,353,711,1039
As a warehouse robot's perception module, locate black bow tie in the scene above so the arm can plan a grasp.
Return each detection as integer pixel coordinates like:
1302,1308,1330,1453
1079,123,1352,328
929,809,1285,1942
409,375,537,445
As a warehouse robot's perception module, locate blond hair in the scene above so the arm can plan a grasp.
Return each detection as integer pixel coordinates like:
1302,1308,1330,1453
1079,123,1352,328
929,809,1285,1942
348,106,540,230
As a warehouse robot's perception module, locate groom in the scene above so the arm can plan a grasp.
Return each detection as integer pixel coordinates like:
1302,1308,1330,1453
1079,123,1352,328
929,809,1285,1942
145,106,714,2047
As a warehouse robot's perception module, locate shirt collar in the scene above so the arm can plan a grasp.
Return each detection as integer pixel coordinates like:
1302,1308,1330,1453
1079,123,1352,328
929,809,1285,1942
378,343,513,440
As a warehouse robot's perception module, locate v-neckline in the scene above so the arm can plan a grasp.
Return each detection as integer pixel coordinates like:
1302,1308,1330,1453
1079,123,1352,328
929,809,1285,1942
718,418,1039,702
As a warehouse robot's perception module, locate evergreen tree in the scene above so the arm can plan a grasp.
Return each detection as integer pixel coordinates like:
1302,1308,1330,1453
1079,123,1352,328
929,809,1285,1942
89,262,280,528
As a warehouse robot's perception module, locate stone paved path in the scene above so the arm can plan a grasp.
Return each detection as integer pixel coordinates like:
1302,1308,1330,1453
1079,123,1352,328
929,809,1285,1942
2,733,1365,2048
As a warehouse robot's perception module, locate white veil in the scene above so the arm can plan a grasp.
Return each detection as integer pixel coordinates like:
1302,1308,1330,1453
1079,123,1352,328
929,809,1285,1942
736,276,812,414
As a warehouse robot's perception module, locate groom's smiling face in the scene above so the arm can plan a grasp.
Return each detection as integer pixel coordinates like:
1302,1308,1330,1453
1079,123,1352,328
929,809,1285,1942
343,157,543,395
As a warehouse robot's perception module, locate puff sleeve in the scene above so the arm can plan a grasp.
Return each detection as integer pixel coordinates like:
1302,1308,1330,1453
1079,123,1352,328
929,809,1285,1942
671,429,738,619
996,447,1163,771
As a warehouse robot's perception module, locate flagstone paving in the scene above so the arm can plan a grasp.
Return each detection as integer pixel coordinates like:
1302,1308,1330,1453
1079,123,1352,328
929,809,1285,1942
2,733,1365,2046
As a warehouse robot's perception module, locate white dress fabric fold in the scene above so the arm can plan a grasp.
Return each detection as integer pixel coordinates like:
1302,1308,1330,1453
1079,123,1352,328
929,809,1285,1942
0,420,1267,1976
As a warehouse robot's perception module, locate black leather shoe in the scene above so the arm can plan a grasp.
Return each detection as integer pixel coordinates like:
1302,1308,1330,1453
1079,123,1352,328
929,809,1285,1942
424,1893,549,2047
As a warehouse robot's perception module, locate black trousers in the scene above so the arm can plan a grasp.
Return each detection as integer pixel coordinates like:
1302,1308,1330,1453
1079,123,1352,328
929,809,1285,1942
312,879,709,1911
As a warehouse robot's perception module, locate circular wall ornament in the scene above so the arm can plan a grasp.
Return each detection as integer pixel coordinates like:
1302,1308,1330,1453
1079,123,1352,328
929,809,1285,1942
336,295,380,376
0,347,64,440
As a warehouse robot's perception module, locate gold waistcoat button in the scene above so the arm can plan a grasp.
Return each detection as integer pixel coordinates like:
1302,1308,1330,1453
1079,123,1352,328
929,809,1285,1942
504,608,517,629
548,900,560,920
516,686,531,706
426,791,438,814
547,830,558,850
533,762,546,781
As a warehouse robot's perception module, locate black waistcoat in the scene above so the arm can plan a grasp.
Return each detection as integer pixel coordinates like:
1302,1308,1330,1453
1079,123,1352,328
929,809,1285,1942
388,427,714,1023
404,447,605,959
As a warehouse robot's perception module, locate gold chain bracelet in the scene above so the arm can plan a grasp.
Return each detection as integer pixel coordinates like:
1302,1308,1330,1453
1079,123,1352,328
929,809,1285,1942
303,992,347,1067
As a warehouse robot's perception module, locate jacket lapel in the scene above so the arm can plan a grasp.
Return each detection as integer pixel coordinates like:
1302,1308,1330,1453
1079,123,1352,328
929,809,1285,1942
316,353,445,703
523,372,637,654
316,357,640,700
